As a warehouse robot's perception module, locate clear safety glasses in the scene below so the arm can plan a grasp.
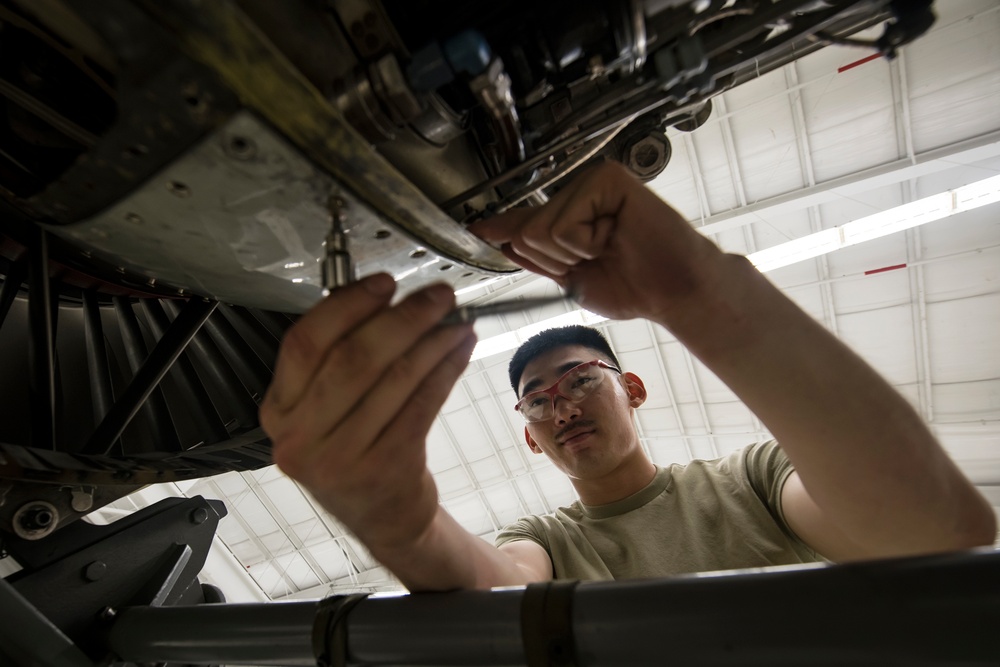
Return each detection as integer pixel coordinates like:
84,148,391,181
514,360,622,423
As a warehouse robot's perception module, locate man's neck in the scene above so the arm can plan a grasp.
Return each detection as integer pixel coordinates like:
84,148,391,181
571,451,657,506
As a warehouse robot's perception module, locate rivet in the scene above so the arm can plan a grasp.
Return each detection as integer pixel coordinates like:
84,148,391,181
168,181,191,198
84,561,107,582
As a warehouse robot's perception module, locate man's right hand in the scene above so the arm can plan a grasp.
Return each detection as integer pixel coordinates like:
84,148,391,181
259,273,477,553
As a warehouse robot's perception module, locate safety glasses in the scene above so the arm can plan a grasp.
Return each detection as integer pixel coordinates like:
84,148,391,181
514,360,621,423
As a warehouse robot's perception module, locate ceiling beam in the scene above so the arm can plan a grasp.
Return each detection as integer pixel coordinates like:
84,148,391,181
694,130,1000,236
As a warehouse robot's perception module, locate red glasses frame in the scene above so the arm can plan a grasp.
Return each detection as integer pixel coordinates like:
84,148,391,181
514,359,622,422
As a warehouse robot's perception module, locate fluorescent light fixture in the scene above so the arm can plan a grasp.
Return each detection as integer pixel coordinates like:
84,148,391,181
747,173,1000,273
393,257,441,281
470,309,607,361
455,276,504,296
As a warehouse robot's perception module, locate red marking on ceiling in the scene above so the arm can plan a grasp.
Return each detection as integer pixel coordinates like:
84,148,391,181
838,53,881,73
865,263,908,276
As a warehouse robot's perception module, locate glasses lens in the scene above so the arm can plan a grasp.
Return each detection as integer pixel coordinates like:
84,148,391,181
519,394,551,422
558,364,605,401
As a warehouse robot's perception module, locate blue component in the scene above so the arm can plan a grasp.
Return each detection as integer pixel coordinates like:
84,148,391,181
443,30,492,76
407,41,454,92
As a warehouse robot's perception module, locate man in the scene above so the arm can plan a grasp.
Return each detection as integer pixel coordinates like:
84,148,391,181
260,162,996,591
494,324,820,580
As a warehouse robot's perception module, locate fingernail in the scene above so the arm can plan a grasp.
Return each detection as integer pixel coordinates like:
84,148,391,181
364,273,395,295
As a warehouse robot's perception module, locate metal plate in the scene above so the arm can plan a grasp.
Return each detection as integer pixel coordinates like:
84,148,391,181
47,112,512,313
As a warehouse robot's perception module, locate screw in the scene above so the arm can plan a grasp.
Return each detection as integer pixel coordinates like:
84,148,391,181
13,502,59,540
168,181,191,198
19,507,53,531
99,606,117,621
190,507,209,525
225,136,257,160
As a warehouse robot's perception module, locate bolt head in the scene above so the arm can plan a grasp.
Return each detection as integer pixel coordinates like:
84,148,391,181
84,561,107,582
190,507,210,525
625,134,670,179
13,501,59,540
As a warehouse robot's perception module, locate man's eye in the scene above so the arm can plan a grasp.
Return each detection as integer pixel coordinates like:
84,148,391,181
528,396,548,408
571,375,595,389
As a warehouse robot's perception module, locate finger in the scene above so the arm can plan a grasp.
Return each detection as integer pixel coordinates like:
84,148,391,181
507,233,579,275
499,245,570,286
287,282,459,445
470,207,579,270
467,207,533,245
367,330,478,464
551,213,617,260
264,273,396,414
322,324,476,464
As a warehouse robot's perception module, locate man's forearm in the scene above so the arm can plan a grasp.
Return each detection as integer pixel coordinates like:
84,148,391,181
659,251,996,554
371,506,540,592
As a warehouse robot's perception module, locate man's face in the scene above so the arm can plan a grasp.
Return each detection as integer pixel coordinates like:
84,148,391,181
517,344,644,480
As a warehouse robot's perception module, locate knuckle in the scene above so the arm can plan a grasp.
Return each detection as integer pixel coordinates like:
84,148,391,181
509,236,535,259
520,225,550,250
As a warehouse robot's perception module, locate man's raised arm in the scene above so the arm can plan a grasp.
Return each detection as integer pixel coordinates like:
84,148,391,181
470,162,996,561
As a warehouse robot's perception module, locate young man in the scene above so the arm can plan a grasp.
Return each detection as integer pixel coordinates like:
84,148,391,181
495,324,820,580
260,162,995,592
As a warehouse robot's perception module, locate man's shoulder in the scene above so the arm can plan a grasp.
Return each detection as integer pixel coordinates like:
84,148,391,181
677,440,781,470
669,440,784,488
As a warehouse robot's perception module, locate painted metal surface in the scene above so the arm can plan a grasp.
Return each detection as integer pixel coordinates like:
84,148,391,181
49,112,514,312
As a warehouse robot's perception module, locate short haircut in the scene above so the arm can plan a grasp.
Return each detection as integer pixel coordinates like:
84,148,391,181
508,325,621,396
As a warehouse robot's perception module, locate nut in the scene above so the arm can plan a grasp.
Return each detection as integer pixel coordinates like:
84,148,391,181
625,133,671,180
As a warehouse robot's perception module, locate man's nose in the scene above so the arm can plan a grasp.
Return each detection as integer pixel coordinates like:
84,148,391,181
552,395,582,425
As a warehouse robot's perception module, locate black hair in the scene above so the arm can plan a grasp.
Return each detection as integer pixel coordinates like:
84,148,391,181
508,325,621,396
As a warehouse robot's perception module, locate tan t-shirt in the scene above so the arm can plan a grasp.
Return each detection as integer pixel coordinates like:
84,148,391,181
495,441,820,580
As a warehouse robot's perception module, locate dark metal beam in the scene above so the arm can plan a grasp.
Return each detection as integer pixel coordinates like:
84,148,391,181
202,305,272,400
81,298,218,455
0,578,92,667
82,291,115,427
106,549,1000,666
27,228,56,450
112,296,180,453
141,299,230,445
163,299,259,431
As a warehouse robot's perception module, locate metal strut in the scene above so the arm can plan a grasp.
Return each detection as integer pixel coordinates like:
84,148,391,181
81,298,219,455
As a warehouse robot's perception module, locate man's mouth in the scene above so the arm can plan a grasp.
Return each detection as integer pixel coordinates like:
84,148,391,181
558,422,596,446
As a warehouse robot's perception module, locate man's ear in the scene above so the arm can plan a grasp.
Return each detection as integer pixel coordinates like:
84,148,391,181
623,372,647,408
524,427,543,454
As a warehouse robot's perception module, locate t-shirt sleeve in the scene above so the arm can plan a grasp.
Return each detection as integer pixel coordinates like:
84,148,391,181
741,439,798,533
495,515,549,551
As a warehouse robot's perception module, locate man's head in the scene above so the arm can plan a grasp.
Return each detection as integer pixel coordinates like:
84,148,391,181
508,326,648,483
508,325,621,396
